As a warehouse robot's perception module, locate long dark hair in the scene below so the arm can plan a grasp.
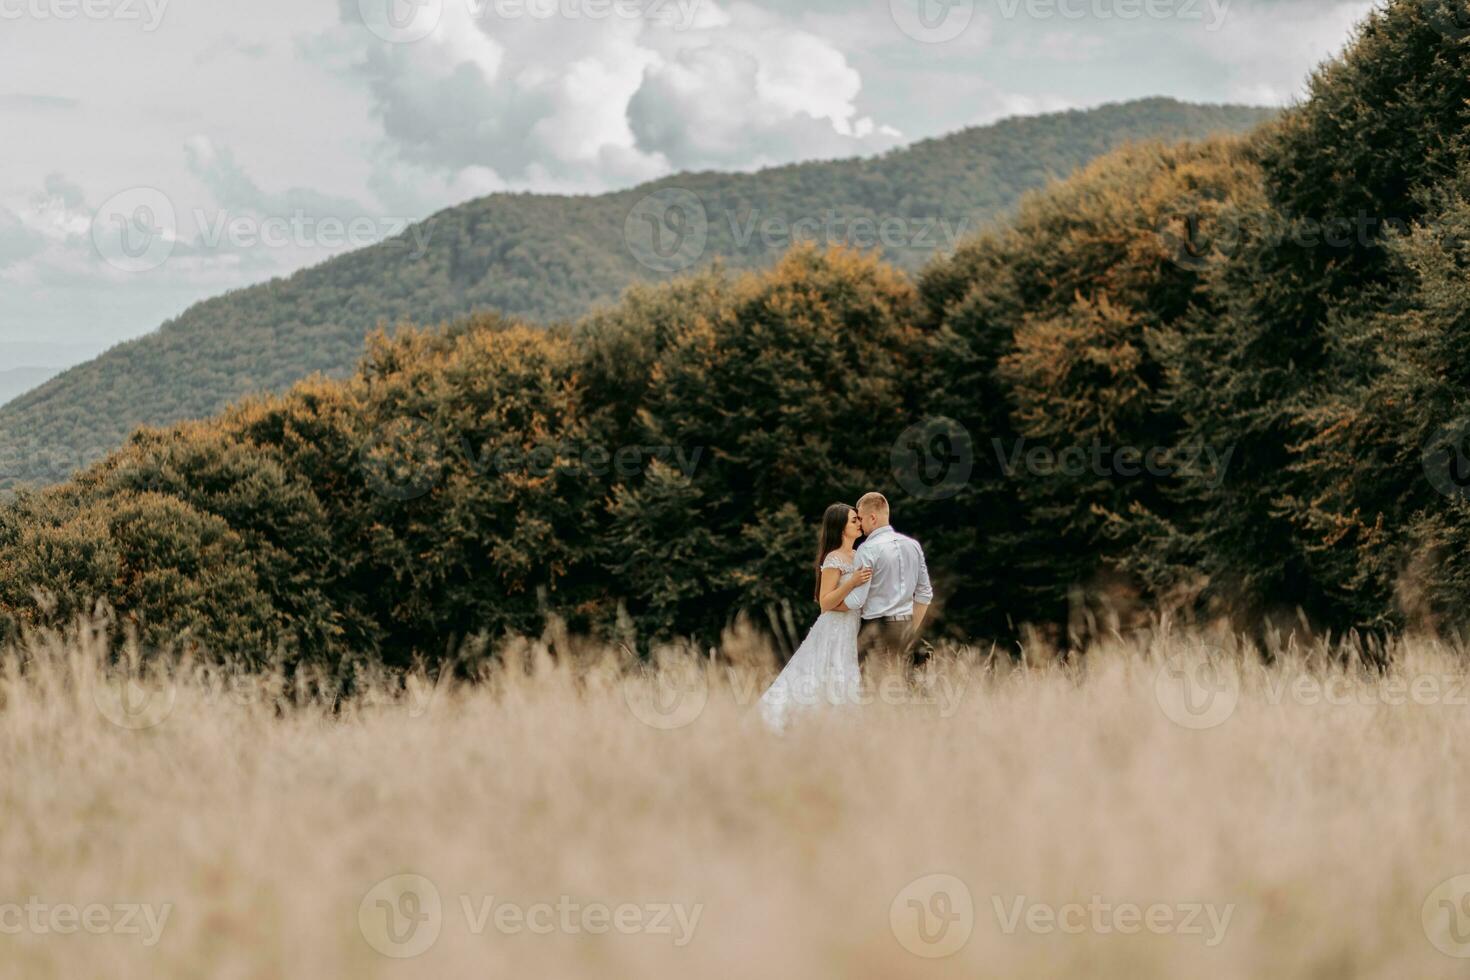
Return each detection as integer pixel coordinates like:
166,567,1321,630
814,503,855,601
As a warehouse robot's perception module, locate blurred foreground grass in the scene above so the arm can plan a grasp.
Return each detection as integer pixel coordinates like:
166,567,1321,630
2,621,1469,978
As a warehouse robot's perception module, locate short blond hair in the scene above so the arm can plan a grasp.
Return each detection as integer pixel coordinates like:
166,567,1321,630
856,492,889,516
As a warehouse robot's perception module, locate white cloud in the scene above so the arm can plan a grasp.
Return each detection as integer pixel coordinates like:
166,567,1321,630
1182,0,1375,105
327,0,904,198
0,0,1381,371
0,207,45,270
183,135,369,219
628,41,903,169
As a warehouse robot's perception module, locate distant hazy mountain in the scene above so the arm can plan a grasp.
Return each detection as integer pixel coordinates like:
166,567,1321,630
0,368,58,409
0,98,1275,489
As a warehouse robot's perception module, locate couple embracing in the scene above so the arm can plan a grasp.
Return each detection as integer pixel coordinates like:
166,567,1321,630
758,492,934,731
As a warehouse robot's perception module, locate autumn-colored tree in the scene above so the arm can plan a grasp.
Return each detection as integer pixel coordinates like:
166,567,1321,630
917,139,1260,637
1163,0,1470,629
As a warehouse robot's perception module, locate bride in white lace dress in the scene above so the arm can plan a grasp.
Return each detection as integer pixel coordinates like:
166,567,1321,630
758,503,872,731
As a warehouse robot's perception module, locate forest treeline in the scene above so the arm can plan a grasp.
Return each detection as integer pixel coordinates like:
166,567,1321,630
2,0,1468,666
0,99,1271,490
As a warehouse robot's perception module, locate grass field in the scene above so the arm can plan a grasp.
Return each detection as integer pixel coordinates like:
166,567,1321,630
3,621,1470,978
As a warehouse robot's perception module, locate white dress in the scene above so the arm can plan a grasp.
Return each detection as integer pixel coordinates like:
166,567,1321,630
758,553,863,731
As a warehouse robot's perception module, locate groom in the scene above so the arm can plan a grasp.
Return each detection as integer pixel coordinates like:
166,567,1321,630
844,492,933,670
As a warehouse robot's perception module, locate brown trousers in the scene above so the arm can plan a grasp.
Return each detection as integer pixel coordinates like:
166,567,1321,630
858,618,915,671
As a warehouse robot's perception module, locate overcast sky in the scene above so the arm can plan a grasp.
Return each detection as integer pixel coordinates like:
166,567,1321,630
0,0,1373,370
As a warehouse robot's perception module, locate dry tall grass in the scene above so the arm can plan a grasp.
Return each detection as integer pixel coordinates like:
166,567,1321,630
3,621,1470,979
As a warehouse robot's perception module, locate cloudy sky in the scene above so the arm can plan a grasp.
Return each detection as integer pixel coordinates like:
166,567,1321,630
0,0,1373,371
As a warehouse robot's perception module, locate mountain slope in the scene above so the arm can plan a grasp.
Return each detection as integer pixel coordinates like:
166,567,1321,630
0,368,58,409
0,98,1274,489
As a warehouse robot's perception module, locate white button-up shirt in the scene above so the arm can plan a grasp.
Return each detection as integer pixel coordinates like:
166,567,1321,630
844,525,933,620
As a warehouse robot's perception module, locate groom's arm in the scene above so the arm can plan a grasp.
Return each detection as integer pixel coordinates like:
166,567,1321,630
912,542,934,631
843,547,875,611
